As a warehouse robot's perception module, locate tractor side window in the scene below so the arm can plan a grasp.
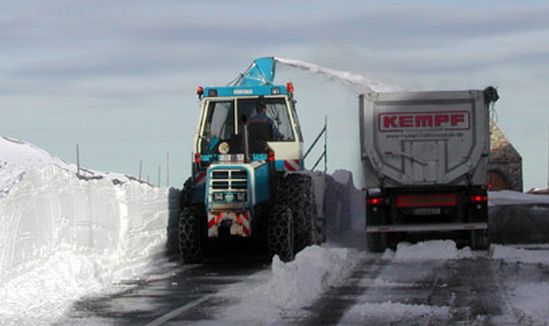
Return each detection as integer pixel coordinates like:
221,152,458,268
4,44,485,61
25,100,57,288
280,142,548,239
237,98,295,141
201,100,234,152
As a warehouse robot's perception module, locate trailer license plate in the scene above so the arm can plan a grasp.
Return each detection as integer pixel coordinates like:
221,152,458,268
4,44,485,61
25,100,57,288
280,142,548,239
413,208,441,216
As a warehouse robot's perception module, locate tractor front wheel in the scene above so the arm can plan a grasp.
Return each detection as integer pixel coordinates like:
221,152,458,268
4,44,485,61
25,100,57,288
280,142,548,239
278,174,317,252
178,207,203,264
268,205,295,262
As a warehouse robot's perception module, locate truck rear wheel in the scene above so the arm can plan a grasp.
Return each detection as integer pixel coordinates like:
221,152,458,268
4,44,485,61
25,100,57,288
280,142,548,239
278,174,316,252
268,205,295,262
178,207,203,264
470,230,489,250
367,233,388,253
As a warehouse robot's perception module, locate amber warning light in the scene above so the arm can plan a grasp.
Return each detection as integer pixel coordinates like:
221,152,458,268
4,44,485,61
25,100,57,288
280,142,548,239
286,82,294,94
196,86,204,98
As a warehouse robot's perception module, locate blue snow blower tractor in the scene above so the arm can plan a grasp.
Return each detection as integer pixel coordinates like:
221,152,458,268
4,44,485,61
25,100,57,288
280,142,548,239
178,57,324,263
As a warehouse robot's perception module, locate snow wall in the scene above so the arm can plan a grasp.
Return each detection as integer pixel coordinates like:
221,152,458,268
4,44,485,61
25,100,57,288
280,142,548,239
489,191,549,244
0,137,169,322
0,165,168,284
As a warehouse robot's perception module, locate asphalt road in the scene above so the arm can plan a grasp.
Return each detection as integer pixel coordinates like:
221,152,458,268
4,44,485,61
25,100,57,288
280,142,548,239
56,254,270,325
56,248,548,325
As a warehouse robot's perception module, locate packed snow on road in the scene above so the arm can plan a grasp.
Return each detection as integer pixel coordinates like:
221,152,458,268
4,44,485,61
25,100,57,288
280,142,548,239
1,136,549,325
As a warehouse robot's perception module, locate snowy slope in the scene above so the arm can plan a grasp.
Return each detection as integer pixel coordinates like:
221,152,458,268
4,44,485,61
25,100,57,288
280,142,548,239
0,137,169,325
489,190,549,206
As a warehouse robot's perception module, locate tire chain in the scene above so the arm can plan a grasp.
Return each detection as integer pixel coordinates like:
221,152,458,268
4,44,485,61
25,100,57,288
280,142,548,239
277,174,317,251
268,205,295,262
178,207,202,263
180,177,193,209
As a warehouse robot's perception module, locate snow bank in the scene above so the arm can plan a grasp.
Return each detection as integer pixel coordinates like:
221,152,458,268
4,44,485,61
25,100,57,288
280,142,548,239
393,240,473,261
509,282,549,325
491,245,549,324
0,137,169,324
489,192,549,244
489,190,549,207
219,246,360,323
491,245,549,265
323,170,366,249
341,301,451,324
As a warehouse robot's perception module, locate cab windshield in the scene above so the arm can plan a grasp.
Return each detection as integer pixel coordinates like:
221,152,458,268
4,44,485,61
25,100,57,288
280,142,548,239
237,98,295,142
200,97,294,153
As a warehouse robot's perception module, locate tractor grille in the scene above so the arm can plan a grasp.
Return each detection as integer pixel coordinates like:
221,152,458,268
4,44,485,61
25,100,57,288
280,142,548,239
210,169,248,191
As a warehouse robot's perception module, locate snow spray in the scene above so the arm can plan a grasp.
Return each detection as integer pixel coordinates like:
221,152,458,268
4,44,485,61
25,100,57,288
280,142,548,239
274,57,398,93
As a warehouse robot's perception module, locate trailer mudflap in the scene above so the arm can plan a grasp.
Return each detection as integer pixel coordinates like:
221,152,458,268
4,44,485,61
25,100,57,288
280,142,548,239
367,222,487,233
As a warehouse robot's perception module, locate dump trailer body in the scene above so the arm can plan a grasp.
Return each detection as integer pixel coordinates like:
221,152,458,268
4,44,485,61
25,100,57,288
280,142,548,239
360,88,498,251
360,90,490,188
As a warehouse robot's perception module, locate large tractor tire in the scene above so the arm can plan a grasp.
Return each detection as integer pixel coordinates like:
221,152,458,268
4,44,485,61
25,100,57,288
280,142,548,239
366,232,388,253
278,174,317,252
180,177,193,209
178,207,203,264
168,177,194,256
268,205,295,262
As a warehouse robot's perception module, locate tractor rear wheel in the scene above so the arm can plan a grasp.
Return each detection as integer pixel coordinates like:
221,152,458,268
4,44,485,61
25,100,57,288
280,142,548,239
278,174,317,252
178,207,203,264
268,205,295,262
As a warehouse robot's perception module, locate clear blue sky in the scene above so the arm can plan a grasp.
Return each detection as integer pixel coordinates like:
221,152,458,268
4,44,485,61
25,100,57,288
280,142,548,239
2,1,548,189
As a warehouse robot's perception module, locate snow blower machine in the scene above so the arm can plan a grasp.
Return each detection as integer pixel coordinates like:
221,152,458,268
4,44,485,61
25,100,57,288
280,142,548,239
178,57,325,263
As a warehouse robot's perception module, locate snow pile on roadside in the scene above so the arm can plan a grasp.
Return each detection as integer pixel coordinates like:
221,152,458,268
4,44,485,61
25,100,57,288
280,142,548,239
488,190,549,207
220,245,360,323
510,282,549,325
0,136,67,198
0,137,129,197
0,137,168,324
392,240,473,261
491,245,549,324
491,245,549,265
341,301,451,324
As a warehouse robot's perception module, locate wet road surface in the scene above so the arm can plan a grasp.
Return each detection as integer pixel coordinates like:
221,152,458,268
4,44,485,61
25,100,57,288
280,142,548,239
57,248,549,325
57,255,270,325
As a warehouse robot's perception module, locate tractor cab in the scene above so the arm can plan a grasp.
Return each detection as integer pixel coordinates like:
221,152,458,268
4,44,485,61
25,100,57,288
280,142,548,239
193,83,304,173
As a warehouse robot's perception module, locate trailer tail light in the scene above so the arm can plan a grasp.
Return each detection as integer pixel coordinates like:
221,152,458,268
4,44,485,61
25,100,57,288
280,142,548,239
470,195,488,203
367,197,384,206
396,194,458,208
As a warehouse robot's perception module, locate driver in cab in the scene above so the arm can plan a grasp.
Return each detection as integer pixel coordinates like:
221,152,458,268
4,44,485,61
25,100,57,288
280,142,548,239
249,100,283,140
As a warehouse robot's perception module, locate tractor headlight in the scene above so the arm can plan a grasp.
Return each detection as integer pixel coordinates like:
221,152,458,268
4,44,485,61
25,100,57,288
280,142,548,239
218,142,230,154
236,192,247,201
213,193,224,201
